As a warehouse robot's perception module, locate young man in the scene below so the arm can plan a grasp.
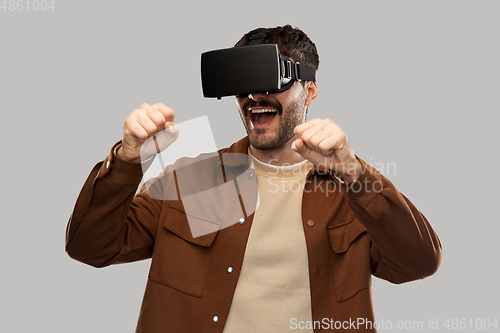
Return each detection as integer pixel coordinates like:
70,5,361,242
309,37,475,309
66,25,441,332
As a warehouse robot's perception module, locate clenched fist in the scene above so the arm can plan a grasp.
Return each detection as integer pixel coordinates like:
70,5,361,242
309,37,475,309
117,103,178,162
292,118,361,183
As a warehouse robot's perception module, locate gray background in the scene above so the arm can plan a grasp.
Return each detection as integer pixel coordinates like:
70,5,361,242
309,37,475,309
1,0,499,332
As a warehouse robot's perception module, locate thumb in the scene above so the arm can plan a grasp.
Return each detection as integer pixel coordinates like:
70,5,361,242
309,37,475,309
291,138,311,160
155,122,179,151
140,122,179,162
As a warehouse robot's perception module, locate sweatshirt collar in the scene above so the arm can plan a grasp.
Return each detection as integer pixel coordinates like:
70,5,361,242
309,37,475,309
220,136,331,175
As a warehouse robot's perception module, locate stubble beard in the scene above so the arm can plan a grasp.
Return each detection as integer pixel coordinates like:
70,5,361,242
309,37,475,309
246,99,306,151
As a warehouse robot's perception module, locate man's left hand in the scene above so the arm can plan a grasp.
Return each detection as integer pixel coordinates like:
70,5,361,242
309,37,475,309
292,118,361,183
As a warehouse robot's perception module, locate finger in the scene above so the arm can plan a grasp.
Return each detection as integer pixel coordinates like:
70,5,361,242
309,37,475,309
315,130,347,156
152,103,175,122
319,128,348,151
294,118,322,137
291,138,311,160
139,103,167,129
309,123,343,153
308,127,334,149
292,138,332,170
135,104,168,136
155,122,180,151
138,102,153,114
300,125,332,153
135,112,160,136
147,111,167,133
124,114,149,140
139,122,180,161
297,119,335,145
162,121,177,133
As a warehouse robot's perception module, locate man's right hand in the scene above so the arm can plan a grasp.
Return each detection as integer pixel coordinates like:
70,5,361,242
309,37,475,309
117,103,178,163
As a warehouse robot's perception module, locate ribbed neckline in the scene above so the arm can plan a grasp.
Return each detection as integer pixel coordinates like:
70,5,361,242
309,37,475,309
248,149,313,179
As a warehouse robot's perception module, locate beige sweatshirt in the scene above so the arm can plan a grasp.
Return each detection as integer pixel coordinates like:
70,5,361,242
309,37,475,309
223,153,314,332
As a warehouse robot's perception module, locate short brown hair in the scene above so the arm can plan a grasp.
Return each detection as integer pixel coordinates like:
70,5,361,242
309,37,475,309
234,25,319,71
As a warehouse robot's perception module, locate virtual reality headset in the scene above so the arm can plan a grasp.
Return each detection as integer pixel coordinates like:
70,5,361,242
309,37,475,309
201,44,316,99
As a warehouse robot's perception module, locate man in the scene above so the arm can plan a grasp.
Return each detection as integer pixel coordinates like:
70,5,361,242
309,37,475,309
66,25,441,332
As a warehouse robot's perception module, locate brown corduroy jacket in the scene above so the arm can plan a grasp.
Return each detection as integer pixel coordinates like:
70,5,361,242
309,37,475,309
66,136,442,332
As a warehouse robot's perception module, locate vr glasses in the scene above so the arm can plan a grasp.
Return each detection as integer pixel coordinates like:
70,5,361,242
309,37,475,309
201,44,316,99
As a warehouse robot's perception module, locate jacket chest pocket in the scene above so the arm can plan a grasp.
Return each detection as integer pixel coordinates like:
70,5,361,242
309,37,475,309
328,217,372,302
148,206,220,297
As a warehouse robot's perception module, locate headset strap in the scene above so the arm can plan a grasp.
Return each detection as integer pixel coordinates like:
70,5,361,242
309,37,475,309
248,29,271,45
280,55,316,82
248,29,316,82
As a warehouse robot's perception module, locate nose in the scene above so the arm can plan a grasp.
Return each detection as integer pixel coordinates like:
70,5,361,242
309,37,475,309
248,92,268,101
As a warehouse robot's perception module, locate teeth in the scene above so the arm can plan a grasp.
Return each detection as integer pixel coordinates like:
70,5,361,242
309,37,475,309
251,108,277,113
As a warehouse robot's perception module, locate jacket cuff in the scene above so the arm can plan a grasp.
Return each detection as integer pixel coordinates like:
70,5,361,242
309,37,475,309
96,141,153,187
340,158,386,208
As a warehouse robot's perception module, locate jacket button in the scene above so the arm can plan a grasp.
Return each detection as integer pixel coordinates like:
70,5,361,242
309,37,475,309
239,218,245,224
314,268,320,276
248,172,253,179
307,220,315,227
213,316,219,323
227,267,234,273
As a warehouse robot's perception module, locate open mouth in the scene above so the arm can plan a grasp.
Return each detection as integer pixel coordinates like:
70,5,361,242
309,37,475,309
249,108,278,127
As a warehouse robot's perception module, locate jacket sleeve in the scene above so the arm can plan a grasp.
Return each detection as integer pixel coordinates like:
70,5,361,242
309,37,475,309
343,158,442,283
65,142,162,268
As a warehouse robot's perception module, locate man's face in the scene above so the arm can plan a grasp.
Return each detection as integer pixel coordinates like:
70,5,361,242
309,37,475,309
235,81,309,150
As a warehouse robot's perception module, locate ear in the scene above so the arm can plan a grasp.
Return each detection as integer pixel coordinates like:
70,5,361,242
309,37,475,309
304,81,318,106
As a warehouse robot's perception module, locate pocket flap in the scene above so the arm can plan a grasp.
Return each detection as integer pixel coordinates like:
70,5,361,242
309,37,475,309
163,206,220,247
328,219,367,253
